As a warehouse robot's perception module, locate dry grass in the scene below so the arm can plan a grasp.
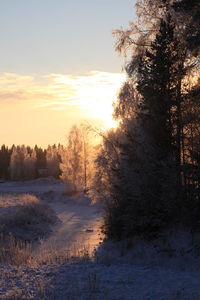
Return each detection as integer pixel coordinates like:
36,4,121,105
0,194,57,240
34,242,93,266
0,232,94,267
0,234,32,265
0,193,95,267
0,193,58,266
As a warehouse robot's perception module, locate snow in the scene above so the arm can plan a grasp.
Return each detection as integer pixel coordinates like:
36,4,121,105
0,177,65,195
0,178,103,257
1,178,200,299
1,260,200,299
33,200,103,260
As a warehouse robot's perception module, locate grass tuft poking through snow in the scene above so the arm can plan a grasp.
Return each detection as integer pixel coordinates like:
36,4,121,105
0,193,58,266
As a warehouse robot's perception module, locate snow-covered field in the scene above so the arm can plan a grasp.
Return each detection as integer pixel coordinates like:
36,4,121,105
0,177,65,195
0,178,103,254
1,178,200,299
1,259,200,300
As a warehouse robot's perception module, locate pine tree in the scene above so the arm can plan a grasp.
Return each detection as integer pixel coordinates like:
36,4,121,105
136,15,186,169
0,145,11,179
96,14,187,239
173,0,200,55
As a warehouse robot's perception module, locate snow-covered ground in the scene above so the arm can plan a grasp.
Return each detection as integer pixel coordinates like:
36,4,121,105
33,201,103,262
0,178,103,253
1,256,200,299
0,177,65,195
1,178,200,299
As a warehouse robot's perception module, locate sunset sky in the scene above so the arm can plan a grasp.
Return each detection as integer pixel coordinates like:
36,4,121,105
0,0,135,147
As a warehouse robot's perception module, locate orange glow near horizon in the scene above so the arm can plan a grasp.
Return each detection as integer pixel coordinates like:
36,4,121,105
0,71,125,147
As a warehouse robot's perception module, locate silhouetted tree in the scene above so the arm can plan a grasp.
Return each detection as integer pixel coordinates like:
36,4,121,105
0,145,11,179
96,1,200,239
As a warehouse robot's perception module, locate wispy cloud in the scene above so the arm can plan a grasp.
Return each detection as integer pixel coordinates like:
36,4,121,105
0,71,126,128
39,71,126,113
0,70,126,118
0,73,55,104
0,71,126,146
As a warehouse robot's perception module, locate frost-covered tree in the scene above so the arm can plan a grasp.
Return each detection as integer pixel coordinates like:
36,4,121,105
34,145,47,171
23,149,36,180
173,0,200,55
46,145,60,178
60,125,95,192
10,146,19,180
10,146,36,180
60,125,84,191
96,4,189,239
10,146,25,180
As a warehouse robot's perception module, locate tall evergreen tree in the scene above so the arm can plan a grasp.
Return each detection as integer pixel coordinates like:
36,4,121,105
173,0,200,55
136,15,186,176
96,13,187,239
0,145,11,179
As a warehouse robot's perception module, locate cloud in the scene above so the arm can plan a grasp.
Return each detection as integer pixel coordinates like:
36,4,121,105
0,71,126,146
0,71,126,129
0,73,55,105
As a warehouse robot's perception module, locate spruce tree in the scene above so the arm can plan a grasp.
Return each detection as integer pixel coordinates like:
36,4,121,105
136,15,185,168
97,15,186,239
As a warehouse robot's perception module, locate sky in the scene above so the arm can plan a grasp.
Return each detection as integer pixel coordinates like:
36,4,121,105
0,0,136,147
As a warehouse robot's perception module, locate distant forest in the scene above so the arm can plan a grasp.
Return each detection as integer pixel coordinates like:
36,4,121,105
0,124,95,193
0,144,62,180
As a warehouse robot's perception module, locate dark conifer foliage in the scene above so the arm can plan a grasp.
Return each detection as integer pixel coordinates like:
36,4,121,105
0,145,62,181
173,0,200,54
137,17,185,162
34,146,47,171
96,0,200,240
0,145,11,179
99,17,185,239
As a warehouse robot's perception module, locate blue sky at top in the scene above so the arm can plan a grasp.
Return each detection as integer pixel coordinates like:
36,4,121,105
0,0,137,146
0,0,136,75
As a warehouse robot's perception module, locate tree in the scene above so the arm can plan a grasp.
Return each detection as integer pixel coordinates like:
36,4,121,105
46,145,60,178
0,145,11,179
10,146,24,181
23,148,36,180
10,145,36,180
136,15,186,181
60,125,83,191
173,0,200,55
34,145,47,172
96,3,191,239
60,125,95,193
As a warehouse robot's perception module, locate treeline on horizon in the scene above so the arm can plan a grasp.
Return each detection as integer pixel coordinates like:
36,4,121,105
0,124,96,194
0,144,62,180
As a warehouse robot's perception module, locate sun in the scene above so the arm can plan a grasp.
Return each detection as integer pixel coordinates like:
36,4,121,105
45,71,125,130
88,99,118,130
71,72,125,130
78,90,118,130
